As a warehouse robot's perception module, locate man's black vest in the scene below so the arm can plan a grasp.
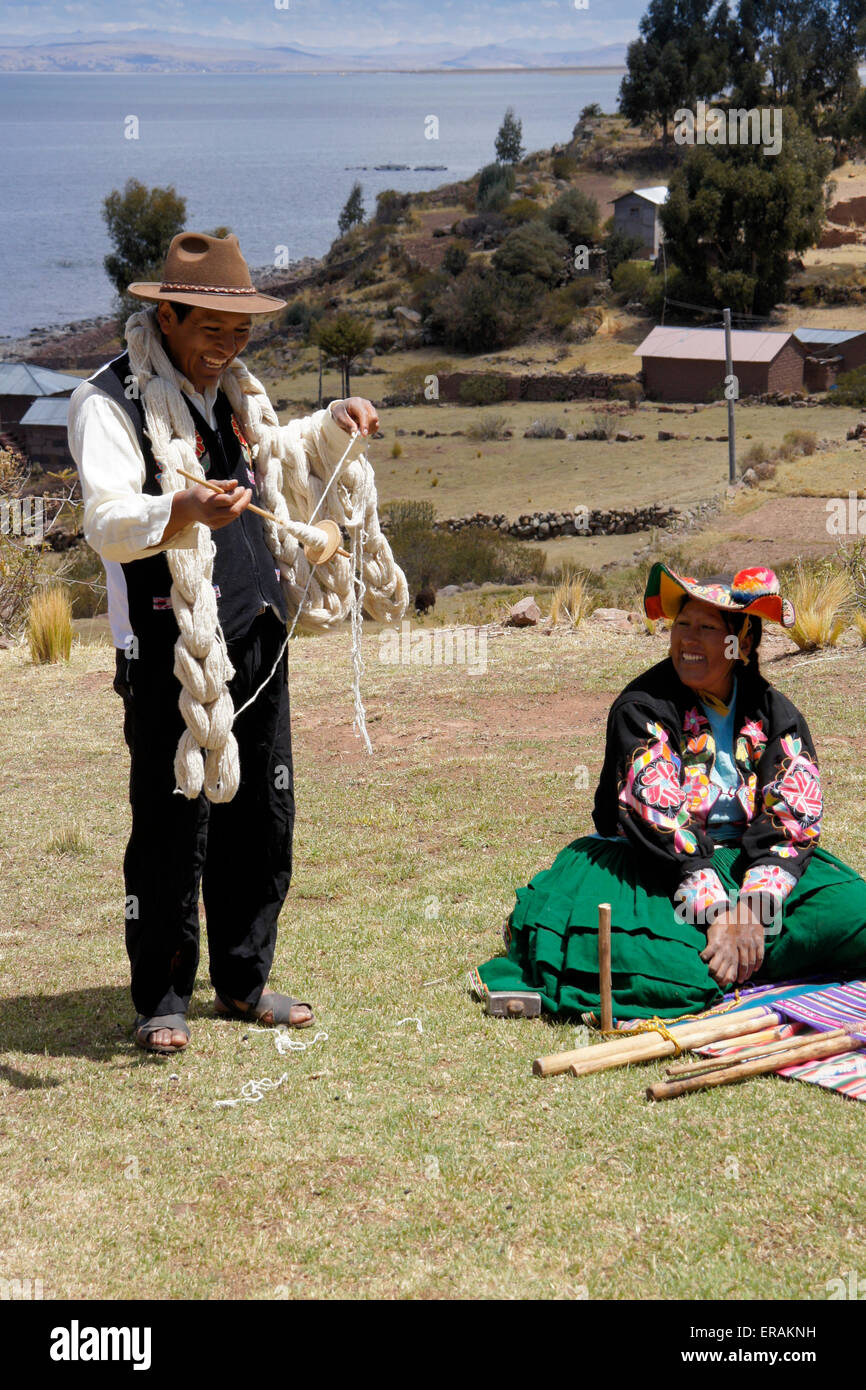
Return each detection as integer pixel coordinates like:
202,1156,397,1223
89,352,286,646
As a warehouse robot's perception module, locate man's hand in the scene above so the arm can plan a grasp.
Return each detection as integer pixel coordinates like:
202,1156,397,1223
700,900,765,989
161,478,252,542
330,397,379,437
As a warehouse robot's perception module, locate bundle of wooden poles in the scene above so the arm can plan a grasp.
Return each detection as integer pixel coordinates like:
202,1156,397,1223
531,904,864,1101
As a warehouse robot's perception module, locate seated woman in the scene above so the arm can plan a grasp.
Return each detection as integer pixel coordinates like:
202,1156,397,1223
472,564,866,1020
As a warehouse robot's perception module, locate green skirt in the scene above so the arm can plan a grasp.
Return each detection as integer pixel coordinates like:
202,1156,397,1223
472,838,866,1020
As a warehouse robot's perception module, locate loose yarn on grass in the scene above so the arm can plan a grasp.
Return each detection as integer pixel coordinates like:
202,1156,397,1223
124,306,408,803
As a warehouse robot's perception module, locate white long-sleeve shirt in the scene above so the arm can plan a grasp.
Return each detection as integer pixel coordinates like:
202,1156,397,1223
68,359,358,648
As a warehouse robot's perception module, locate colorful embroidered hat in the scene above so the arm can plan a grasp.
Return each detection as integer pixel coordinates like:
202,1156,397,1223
644,563,796,628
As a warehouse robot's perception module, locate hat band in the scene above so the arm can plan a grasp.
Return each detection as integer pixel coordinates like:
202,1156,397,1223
160,281,257,296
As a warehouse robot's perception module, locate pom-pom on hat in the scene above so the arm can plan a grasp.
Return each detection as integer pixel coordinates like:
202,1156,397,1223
644,562,795,628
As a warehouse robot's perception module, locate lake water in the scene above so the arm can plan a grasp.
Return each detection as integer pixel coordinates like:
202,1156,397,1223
0,70,624,340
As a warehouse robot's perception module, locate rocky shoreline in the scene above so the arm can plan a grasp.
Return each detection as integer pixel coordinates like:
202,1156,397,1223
0,256,325,370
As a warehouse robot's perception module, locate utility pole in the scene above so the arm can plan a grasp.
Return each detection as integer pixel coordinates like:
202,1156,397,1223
723,307,736,485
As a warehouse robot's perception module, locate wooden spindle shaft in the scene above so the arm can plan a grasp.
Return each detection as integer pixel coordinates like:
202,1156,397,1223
664,1027,847,1079
598,902,613,1034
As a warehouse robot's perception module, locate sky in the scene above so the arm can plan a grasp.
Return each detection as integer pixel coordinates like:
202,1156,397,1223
0,0,644,50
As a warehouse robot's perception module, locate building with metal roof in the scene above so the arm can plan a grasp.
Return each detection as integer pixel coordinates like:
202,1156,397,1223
635,326,807,401
19,398,71,428
611,186,669,259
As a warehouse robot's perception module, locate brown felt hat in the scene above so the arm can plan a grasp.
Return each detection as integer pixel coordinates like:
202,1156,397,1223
127,232,287,314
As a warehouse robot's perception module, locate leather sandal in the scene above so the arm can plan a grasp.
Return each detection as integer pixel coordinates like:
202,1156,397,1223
134,1013,190,1053
214,990,314,1028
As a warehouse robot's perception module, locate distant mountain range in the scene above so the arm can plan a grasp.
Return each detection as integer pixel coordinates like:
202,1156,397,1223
0,32,628,74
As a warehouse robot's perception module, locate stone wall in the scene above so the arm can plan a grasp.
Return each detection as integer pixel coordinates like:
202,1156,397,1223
432,504,677,540
435,369,641,404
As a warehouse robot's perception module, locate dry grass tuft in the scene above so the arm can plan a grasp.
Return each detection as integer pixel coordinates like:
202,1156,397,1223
788,564,853,650
550,570,593,629
27,586,74,664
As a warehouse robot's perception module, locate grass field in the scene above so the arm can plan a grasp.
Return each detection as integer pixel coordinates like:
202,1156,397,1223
1,618,865,1301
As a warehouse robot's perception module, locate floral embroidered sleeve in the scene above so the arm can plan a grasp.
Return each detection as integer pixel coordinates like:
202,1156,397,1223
737,710,822,909
605,698,718,884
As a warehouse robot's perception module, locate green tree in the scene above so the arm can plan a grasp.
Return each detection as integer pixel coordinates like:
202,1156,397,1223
618,0,729,144
579,102,603,122
428,265,533,352
102,179,186,310
338,181,365,236
476,161,516,213
604,229,649,274
545,188,600,247
311,312,374,397
492,222,572,287
495,107,525,163
660,107,832,313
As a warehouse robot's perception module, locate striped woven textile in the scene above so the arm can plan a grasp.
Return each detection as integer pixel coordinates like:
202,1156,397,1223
696,979,866,1102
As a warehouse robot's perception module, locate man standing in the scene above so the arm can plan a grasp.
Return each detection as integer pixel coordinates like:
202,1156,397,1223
69,231,400,1053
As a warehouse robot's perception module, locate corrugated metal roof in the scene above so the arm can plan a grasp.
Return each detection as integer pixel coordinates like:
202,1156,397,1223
794,327,866,345
20,398,71,427
613,185,669,206
635,326,793,363
0,363,82,397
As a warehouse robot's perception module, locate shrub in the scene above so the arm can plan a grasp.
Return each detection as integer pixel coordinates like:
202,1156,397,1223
492,222,571,287
375,189,412,225
477,161,516,210
612,259,653,302
604,230,647,276
502,197,544,226
52,540,108,619
380,499,546,591
442,242,469,276
391,441,403,458
544,188,600,246
830,365,866,406
27,585,73,664
856,611,866,644
457,373,510,405
525,416,569,437
466,414,509,441
429,267,530,352
540,284,588,334
552,152,577,180
780,428,818,457
590,411,617,440
620,380,644,408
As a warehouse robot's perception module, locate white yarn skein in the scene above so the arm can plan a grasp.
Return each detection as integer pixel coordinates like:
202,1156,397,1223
124,306,408,804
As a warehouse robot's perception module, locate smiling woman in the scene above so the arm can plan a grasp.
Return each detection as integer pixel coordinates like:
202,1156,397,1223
471,562,866,1021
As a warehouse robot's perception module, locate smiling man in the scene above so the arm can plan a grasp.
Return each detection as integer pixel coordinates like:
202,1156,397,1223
68,231,401,1053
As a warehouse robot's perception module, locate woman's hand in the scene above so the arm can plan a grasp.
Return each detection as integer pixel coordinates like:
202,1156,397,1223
700,900,765,989
330,397,379,437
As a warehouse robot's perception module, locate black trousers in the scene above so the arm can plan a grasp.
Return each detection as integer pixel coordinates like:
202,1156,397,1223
113,608,295,1019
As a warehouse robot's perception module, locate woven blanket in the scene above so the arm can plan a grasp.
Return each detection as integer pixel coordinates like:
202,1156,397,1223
697,978,866,1103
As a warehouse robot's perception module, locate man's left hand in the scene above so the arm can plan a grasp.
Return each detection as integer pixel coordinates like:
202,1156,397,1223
330,397,379,437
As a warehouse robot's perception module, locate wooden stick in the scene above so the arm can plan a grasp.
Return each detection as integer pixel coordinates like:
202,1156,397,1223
664,1027,848,1079
532,1006,778,1079
174,468,351,558
533,1004,774,1078
647,1032,862,1101
598,903,613,1034
664,1024,788,1074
